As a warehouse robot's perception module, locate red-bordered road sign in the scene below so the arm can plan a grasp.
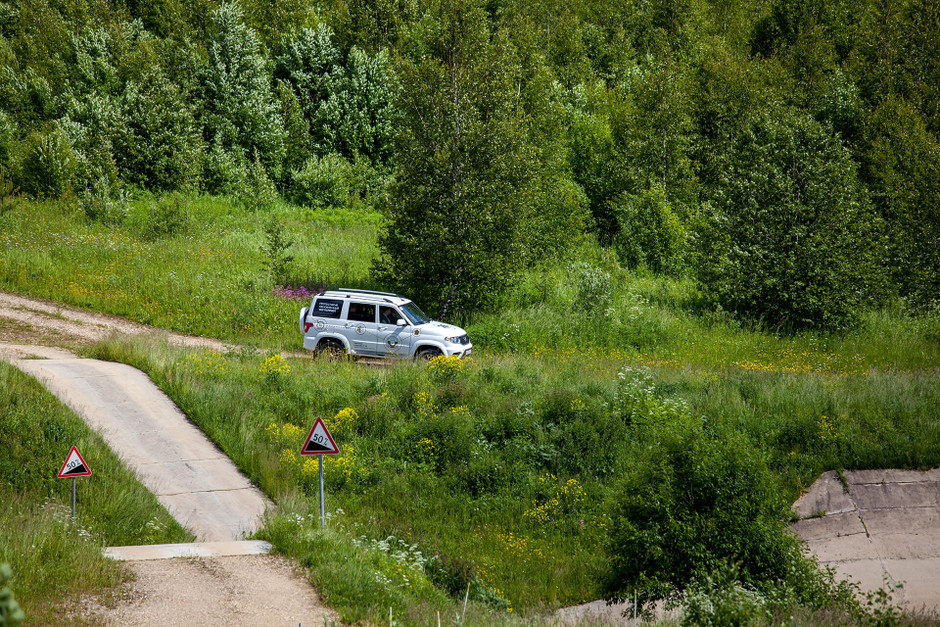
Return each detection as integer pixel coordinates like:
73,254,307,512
57,446,92,478
301,417,339,455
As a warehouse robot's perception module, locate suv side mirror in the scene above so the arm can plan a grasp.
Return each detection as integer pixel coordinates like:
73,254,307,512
396,318,407,326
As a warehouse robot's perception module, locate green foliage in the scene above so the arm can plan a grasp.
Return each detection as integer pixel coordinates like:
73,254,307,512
0,563,25,627
0,164,20,216
202,140,248,195
290,153,352,209
261,216,294,285
274,24,340,150
694,108,885,330
239,150,278,212
376,0,553,318
317,47,398,164
275,25,398,166
858,96,940,310
680,562,770,627
120,67,202,191
202,0,285,180
569,261,611,313
143,193,191,239
612,186,687,275
17,123,77,199
81,176,128,226
605,403,807,610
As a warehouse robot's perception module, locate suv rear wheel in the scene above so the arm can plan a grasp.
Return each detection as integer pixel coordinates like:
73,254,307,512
315,338,347,360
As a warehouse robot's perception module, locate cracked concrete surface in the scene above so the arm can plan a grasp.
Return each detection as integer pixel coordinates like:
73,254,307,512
792,469,940,611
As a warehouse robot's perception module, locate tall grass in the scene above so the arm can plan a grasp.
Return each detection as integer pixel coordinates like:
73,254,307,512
0,361,192,624
0,197,379,349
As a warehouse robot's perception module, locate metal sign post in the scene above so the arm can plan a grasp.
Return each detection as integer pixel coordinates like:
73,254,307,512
319,456,325,527
300,417,340,529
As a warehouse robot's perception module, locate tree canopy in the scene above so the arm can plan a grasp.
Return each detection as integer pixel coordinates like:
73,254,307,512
0,0,936,321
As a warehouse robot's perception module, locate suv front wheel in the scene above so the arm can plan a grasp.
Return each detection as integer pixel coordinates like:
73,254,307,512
415,347,442,361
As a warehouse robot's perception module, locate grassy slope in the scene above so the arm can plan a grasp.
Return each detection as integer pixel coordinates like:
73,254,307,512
2,197,940,624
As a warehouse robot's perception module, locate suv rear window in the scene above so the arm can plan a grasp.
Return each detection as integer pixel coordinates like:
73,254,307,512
347,302,376,323
312,298,343,318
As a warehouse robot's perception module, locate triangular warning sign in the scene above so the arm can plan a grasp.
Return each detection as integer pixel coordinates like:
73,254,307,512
57,446,92,478
301,417,339,455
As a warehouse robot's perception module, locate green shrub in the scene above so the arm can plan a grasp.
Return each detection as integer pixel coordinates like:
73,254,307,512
144,193,191,239
612,186,687,275
694,108,885,330
605,384,806,610
569,261,611,313
290,153,352,209
202,141,248,195
0,563,25,627
680,562,769,627
81,176,128,226
17,123,77,199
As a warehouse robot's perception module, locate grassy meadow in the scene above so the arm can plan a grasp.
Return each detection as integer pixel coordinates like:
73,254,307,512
2,196,940,624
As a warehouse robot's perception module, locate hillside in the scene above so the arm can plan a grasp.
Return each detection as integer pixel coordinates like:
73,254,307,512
2,196,940,624
2,0,940,623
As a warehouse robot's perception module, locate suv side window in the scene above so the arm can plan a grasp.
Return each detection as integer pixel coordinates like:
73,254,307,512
312,298,343,318
379,306,404,325
347,302,376,323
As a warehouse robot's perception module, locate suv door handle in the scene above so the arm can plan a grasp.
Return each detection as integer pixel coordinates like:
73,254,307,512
378,326,388,331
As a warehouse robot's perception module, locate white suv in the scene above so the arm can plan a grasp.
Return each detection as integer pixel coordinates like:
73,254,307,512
299,289,472,359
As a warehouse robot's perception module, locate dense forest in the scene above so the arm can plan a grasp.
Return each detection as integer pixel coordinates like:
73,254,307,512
0,0,938,327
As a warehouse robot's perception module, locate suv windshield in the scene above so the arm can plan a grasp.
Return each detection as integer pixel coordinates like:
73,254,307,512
400,301,430,325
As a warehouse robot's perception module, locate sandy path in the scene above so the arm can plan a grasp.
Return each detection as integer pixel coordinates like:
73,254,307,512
0,290,230,350
85,554,335,627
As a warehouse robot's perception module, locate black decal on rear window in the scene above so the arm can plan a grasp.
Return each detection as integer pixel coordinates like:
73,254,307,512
312,299,343,319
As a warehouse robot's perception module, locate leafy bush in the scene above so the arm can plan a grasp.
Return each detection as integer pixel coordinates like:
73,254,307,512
569,261,611,313
0,563,25,627
612,186,687,275
143,194,190,239
606,370,808,610
81,176,128,226
680,563,768,627
202,1,285,179
202,141,248,195
17,123,77,199
120,69,202,191
859,96,940,311
694,108,885,330
239,151,278,212
290,153,352,209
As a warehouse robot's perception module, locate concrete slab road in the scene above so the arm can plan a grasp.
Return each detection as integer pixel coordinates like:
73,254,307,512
2,346,271,542
793,469,940,612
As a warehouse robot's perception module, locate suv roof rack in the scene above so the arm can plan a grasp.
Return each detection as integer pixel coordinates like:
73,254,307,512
320,289,408,304
337,289,401,297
